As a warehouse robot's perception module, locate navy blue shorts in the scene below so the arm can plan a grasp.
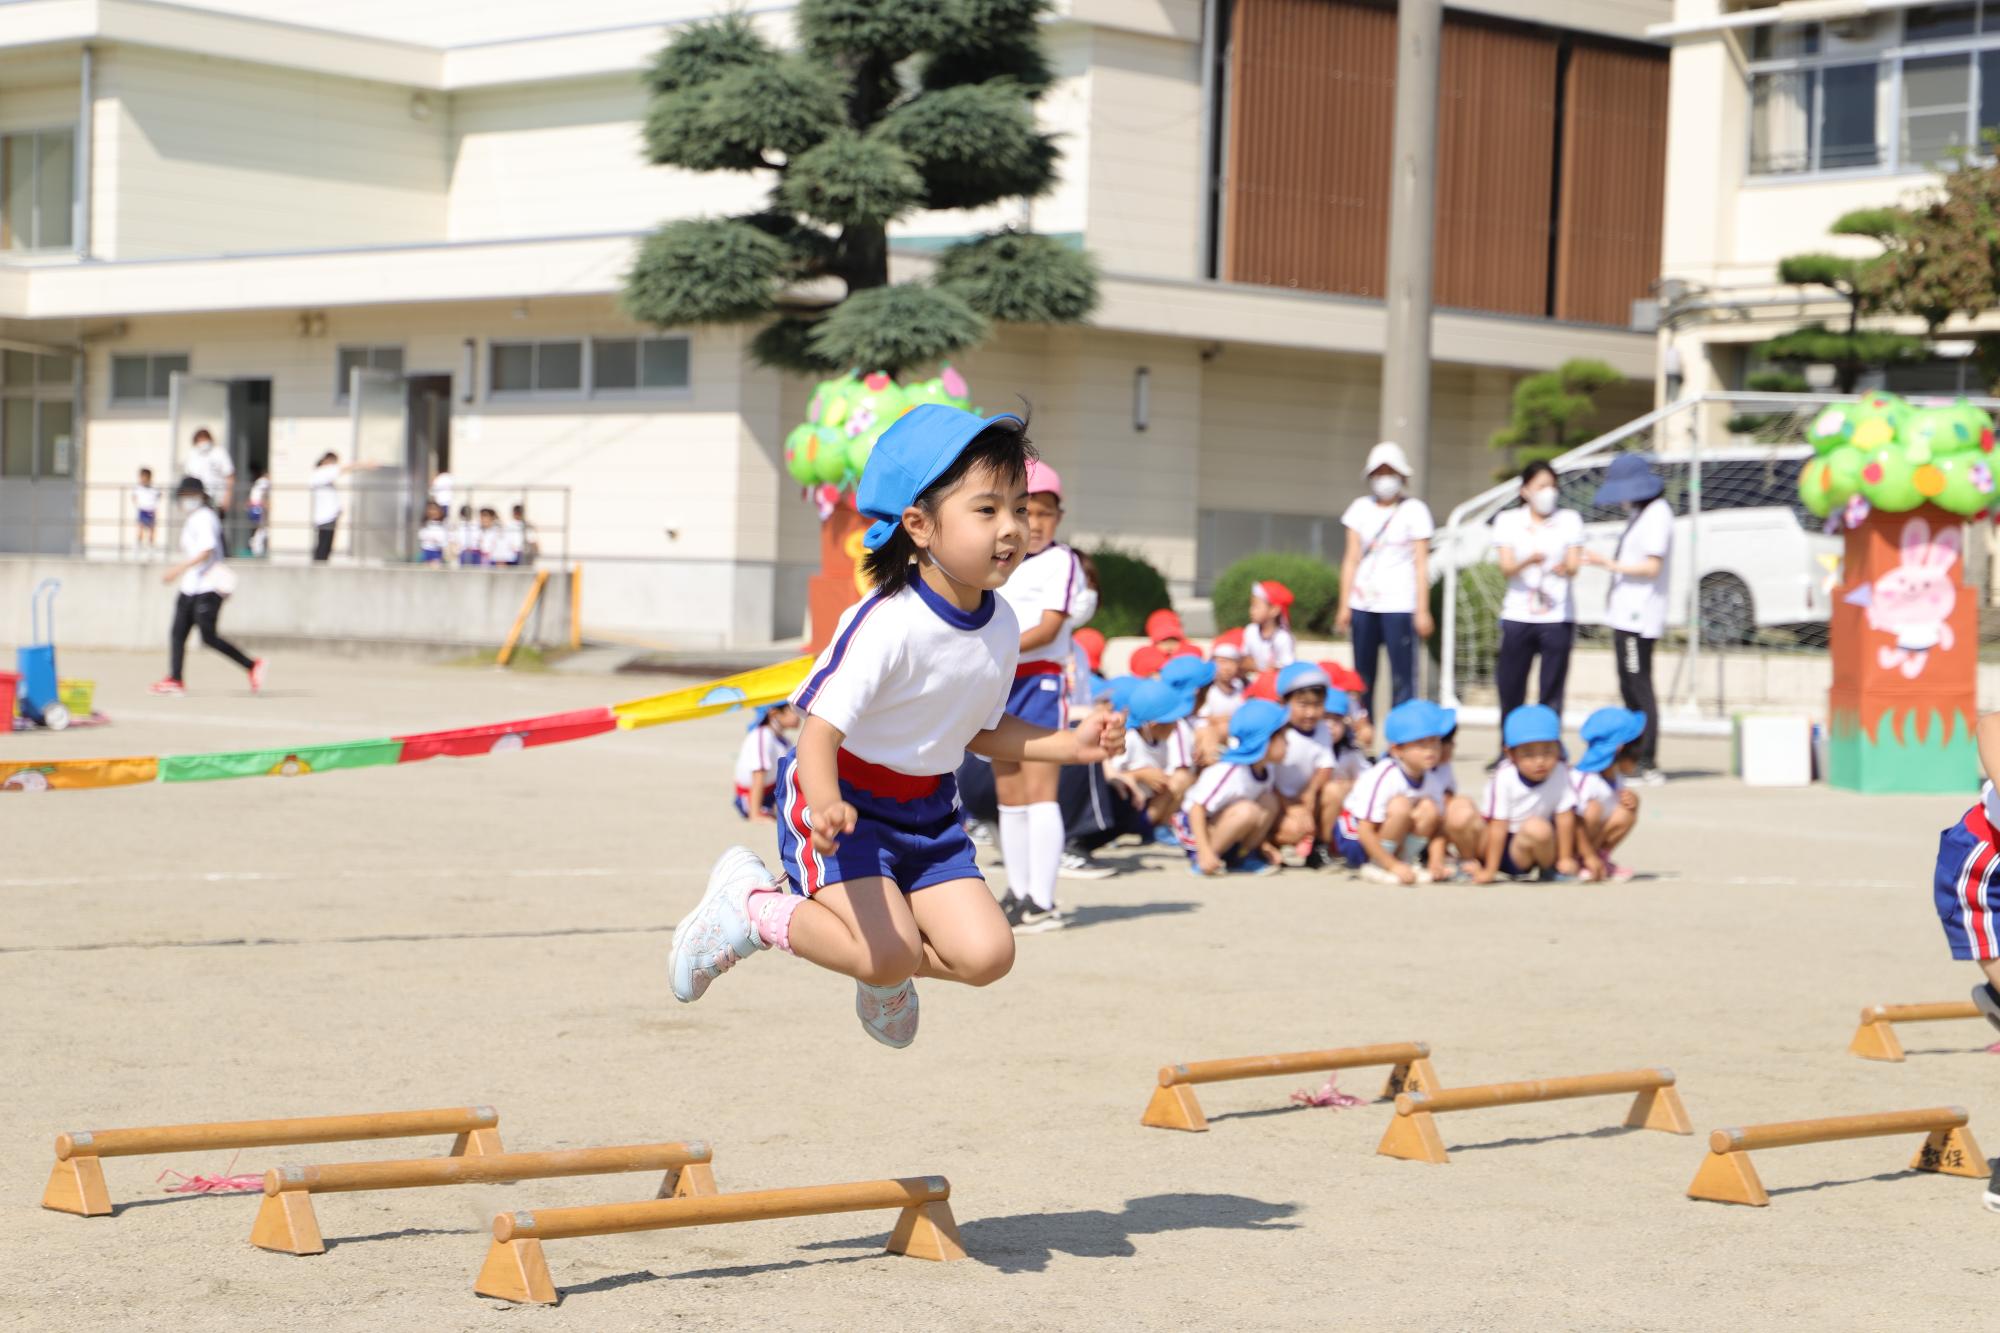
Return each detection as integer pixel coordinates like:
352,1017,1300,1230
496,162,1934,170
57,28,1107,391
420,549,444,564
1006,669,1067,730
773,753,981,896
733,786,777,820
1934,809,2000,961
1332,821,1369,869
137,510,156,531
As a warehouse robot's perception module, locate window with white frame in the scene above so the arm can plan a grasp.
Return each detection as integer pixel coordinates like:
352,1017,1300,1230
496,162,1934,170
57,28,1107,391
1748,5,2000,177
589,335,691,394
489,339,583,397
1,128,75,252
0,350,77,479
108,352,190,407
334,345,405,400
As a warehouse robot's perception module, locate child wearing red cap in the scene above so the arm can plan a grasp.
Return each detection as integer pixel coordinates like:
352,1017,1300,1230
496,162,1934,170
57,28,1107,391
1243,581,1297,672
1146,608,1186,655
1128,643,1168,678
992,458,1094,934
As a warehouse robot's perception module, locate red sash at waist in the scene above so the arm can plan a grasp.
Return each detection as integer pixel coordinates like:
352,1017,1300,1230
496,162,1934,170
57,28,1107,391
1015,660,1065,679
836,748,941,801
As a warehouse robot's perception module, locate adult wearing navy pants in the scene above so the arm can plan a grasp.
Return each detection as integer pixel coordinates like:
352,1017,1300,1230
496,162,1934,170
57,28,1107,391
1491,461,1583,724
1337,442,1435,714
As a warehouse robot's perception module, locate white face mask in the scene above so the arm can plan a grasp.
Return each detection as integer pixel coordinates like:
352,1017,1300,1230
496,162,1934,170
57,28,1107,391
179,496,202,514
1370,473,1404,501
1528,487,1558,517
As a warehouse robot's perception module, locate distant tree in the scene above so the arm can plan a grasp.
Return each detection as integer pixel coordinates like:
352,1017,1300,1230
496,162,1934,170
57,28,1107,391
1860,149,2000,391
1756,210,1928,395
1488,358,1623,476
622,0,1098,377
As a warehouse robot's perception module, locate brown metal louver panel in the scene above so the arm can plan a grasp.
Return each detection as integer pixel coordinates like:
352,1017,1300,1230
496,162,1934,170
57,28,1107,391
1222,0,1397,297
1433,17,1558,317
1554,40,1668,327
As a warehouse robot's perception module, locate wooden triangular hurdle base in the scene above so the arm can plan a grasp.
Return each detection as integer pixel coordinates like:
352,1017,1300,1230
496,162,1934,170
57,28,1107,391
41,1156,112,1218
1685,1149,1770,1207
1846,1018,1905,1062
1625,1085,1695,1135
1688,1107,1986,1207
1377,1069,1690,1165
1911,1124,1988,1178
1141,1044,1440,1133
477,1236,559,1305
885,1198,968,1262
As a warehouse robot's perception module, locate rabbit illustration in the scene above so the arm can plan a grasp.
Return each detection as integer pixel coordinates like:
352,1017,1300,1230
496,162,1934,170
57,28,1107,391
1869,517,1959,679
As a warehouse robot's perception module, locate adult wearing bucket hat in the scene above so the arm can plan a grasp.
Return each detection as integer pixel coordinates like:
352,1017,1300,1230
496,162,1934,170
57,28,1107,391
1580,454,1671,785
1337,441,1435,716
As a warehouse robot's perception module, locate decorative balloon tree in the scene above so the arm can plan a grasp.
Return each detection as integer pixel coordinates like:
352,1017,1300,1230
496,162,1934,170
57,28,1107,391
785,365,974,516
1797,392,1995,792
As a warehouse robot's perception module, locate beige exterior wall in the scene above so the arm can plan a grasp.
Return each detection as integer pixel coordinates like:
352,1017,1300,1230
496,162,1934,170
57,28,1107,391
92,46,449,259
1082,27,1204,279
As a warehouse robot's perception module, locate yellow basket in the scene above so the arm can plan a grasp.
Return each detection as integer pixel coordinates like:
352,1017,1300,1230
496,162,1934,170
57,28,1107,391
58,679,94,717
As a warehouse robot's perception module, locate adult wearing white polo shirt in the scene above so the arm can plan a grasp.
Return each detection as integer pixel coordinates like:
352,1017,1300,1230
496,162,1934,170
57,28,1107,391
308,451,383,562
1580,454,1671,785
1491,460,1584,727
185,428,234,514
1336,441,1435,713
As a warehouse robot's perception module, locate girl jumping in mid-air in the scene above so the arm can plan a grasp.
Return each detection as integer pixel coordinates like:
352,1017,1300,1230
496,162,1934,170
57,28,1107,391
667,406,1126,1047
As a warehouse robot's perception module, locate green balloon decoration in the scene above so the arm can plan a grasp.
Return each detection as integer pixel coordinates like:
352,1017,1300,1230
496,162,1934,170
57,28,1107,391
1799,392,2000,520
784,365,975,500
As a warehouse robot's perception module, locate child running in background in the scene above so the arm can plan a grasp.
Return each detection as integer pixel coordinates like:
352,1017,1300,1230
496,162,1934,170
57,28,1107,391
1473,704,1579,883
1177,698,1288,877
734,702,801,820
1242,581,1297,671
1265,663,1341,868
1335,699,1450,885
418,502,449,565
1112,678,1199,828
666,407,1124,1048
1933,713,2000,1213
992,459,1091,934
1571,707,1647,882
133,467,160,553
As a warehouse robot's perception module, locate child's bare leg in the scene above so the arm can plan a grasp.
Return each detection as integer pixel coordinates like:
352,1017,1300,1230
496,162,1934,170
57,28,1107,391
1444,796,1484,860
1598,801,1638,853
1274,799,1315,846
1377,795,1416,851
1208,799,1269,860
786,878,924,987
908,879,1015,987
1511,817,1556,870
1981,958,2000,992
1315,783,1347,842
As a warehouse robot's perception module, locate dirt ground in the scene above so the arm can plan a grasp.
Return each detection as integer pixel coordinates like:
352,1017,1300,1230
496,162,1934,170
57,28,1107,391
3,648,1996,1330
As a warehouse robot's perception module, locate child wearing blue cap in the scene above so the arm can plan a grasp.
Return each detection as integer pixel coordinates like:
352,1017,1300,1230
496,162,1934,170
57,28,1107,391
1335,699,1448,884
1110,678,1200,830
1177,698,1288,875
732,702,800,821
668,406,1126,1049
1472,704,1579,883
1570,707,1647,881
1265,663,1345,868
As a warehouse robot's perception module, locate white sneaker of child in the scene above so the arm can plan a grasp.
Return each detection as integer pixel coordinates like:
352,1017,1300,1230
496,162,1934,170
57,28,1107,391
668,846,771,1003
855,978,920,1048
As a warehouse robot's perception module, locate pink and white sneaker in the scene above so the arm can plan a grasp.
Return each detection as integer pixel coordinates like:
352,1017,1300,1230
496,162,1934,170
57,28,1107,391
248,659,268,694
667,846,772,1003
855,979,919,1048
148,678,186,696
1601,861,1636,883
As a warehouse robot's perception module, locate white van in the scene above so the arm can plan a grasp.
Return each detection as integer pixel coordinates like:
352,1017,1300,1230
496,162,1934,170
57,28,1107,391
1458,447,1840,643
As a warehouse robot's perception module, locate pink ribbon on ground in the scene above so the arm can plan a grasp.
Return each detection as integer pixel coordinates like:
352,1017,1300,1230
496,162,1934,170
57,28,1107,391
158,1152,264,1194
1289,1074,1365,1109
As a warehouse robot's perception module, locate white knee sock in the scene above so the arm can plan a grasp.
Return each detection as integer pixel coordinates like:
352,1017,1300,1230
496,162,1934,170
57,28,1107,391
997,804,1031,904
1026,801,1064,911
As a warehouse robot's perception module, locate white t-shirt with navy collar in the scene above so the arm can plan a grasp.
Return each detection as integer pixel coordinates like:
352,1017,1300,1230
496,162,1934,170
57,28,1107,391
1571,767,1620,812
1269,722,1336,798
1480,758,1579,831
1605,497,1674,640
1182,761,1273,816
1339,756,1426,836
1117,722,1194,777
791,580,1019,777
998,541,1087,666
734,725,793,789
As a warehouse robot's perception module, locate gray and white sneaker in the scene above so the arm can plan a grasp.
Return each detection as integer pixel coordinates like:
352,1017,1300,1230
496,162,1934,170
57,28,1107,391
667,846,771,1003
1973,981,2000,1035
1012,903,1068,934
1058,849,1117,880
1987,1159,2000,1215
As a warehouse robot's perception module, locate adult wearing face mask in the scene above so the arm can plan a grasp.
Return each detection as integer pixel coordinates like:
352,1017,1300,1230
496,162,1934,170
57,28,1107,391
151,476,265,696
1580,454,1670,785
1336,441,1435,712
1491,461,1583,731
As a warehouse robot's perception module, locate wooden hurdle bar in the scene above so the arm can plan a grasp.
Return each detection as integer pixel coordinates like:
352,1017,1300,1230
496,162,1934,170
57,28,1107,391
1687,1106,1986,1206
250,1140,717,1256
1378,1068,1690,1164
1142,1042,1441,1131
1847,1001,1986,1061
475,1176,964,1305
43,1105,502,1217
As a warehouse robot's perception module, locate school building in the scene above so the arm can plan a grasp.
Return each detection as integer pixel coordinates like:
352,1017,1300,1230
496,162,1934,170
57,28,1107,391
1656,0,2000,408
0,0,1670,647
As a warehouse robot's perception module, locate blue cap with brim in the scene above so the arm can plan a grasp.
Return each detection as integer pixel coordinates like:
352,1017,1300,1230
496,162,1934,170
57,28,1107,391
1594,453,1664,507
1502,703,1563,748
1127,679,1197,727
748,703,774,732
1325,689,1351,717
1576,706,1647,773
1220,698,1289,765
1383,699,1449,746
1160,657,1216,692
1276,662,1331,696
1097,675,1143,714
856,405,1027,551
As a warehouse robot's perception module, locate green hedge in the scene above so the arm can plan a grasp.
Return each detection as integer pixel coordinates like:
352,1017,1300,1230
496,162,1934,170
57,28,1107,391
1212,553,1343,636
1426,562,1507,664
1082,545,1170,640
